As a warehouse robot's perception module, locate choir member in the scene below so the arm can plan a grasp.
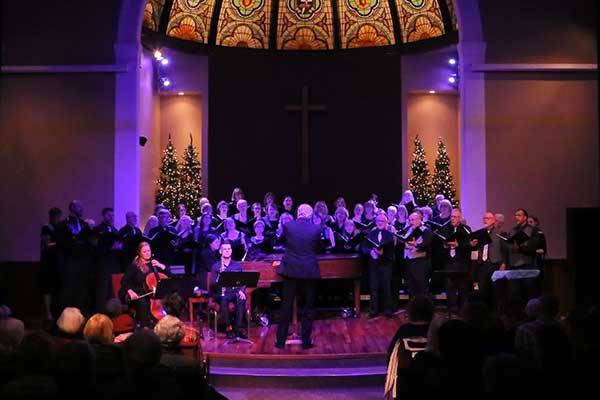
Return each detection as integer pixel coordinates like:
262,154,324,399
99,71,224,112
432,194,445,219
331,207,349,234
246,220,272,260
41,207,63,320
400,190,417,214
119,211,143,271
220,217,247,261
147,209,178,269
228,187,245,216
334,196,347,210
143,215,158,236
175,215,195,275
404,212,433,298
395,205,409,232
362,213,395,318
386,205,398,233
352,203,364,224
263,204,280,238
94,207,123,313
197,234,221,290
273,212,294,252
282,195,295,216
214,200,230,231
312,213,335,252
233,199,252,235
314,200,333,225
362,200,377,225
438,209,472,314
333,220,363,253
263,192,276,211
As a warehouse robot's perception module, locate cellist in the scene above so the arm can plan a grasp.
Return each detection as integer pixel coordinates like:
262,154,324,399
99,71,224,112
119,241,167,328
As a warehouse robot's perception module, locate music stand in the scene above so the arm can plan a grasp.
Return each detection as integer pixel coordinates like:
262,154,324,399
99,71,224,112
154,277,199,301
216,272,260,345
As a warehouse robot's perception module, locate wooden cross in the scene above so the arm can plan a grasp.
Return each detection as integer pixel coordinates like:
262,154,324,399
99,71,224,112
284,86,327,184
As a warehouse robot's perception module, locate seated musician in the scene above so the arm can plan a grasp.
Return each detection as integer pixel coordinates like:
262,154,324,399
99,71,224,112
210,241,247,339
119,242,167,328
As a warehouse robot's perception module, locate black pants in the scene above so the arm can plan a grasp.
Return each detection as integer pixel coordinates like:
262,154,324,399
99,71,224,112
477,261,501,308
215,293,246,331
276,277,316,345
405,258,430,298
444,262,471,313
132,297,152,328
369,261,393,315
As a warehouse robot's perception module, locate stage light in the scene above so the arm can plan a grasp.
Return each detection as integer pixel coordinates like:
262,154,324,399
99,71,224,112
159,77,171,88
178,92,185,96
448,75,457,84
161,58,169,66
153,50,163,60
448,57,457,66
429,90,436,94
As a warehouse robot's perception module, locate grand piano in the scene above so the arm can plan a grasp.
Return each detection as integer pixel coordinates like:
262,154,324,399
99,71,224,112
241,253,363,317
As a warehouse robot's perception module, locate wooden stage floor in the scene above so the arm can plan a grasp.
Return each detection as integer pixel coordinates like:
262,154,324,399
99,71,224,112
199,313,405,357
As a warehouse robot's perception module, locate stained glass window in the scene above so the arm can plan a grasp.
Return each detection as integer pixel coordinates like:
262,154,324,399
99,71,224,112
143,0,166,31
277,0,335,50
338,0,396,49
166,0,217,44
445,0,458,31
216,0,272,49
395,0,445,43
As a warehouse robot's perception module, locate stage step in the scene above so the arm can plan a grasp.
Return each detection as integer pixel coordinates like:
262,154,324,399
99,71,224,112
208,353,388,388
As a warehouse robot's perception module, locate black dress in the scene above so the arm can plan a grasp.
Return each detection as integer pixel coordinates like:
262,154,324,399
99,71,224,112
119,262,152,327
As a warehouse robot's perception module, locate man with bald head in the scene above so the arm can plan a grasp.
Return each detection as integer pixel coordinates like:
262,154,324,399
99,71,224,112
275,204,322,349
470,211,507,309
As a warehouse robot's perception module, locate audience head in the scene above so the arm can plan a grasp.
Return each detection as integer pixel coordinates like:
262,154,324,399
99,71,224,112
57,307,86,336
438,319,480,365
49,207,63,224
407,296,434,323
16,330,55,375
54,340,96,390
69,200,84,218
123,330,162,373
0,316,25,354
125,211,138,227
524,298,542,320
539,294,560,319
297,204,313,219
483,354,528,394
105,298,123,319
163,292,185,319
83,314,114,344
154,315,185,347
0,304,11,319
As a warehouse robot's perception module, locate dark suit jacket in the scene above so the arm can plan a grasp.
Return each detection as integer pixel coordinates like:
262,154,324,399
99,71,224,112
277,218,322,279
361,228,395,264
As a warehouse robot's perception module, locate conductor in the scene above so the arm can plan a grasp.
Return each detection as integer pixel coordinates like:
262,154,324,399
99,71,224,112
275,204,322,349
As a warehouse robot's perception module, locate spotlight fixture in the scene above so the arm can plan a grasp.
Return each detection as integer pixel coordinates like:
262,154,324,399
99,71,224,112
160,58,169,66
178,92,185,96
448,57,457,66
429,90,436,94
448,75,457,84
160,77,171,88
153,50,163,60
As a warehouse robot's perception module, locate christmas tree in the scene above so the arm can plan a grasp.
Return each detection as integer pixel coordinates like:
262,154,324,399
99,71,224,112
409,135,433,206
179,134,202,219
155,135,181,216
432,137,457,205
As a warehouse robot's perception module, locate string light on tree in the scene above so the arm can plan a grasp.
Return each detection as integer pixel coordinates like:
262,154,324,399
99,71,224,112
155,135,181,216
179,134,203,219
432,137,457,206
409,135,433,206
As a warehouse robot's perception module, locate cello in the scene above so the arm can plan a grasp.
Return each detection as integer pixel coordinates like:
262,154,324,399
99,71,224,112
145,260,169,321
